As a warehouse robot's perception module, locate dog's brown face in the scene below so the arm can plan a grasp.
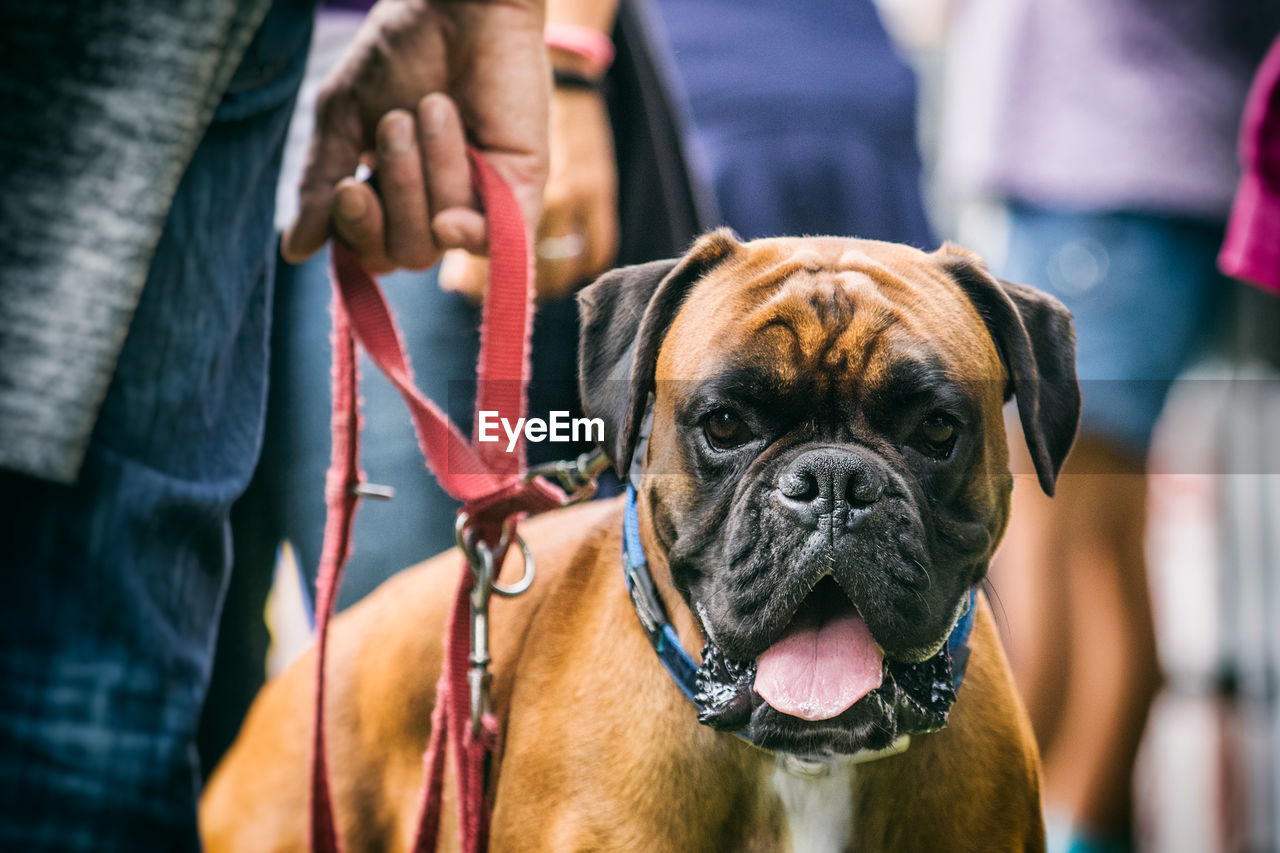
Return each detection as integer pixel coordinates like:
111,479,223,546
578,231,1079,757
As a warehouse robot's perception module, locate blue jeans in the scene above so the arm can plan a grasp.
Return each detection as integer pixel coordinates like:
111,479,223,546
1002,204,1224,453
0,2,313,848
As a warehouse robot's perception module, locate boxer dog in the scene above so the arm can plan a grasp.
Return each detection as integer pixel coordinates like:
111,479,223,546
202,231,1077,852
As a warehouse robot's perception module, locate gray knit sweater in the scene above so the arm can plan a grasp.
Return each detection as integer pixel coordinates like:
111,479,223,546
0,0,272,483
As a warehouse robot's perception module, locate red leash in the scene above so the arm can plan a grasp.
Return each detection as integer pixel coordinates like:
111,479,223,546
309,151,568,853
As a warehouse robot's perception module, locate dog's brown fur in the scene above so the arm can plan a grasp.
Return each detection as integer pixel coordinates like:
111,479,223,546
201,501,1041,852
202,235,1054,852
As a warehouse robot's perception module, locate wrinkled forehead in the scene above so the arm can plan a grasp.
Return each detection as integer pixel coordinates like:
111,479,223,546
656,238,1004,397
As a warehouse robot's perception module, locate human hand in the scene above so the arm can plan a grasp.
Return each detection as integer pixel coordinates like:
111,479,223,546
282,0,550,274
439,80,618,302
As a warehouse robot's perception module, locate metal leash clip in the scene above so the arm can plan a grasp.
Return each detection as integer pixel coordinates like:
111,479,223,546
454,448,605,735
525,447,610,504
455,512,536,736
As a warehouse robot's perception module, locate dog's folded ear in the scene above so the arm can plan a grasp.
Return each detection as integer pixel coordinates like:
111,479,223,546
939,245,1081,496
577,229,740,475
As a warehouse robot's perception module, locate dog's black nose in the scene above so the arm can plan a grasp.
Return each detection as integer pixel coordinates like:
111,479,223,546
775,447,883,529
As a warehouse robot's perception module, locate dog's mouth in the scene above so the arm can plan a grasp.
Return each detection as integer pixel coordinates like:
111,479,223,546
753,577,884,721
693,576,964,755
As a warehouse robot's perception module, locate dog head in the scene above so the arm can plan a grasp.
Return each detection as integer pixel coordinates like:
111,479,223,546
578,230,1079,756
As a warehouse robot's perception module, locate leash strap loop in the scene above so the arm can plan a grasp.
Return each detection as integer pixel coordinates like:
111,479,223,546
309,152,565,853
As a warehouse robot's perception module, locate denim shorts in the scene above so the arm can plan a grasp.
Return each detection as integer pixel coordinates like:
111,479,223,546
1002,203,1225,453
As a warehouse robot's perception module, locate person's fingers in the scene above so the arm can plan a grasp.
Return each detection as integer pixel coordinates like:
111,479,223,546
417,94,486,254
375,110,437,270
418,95,476,220
533,198,583,300
438,249,488,304
332,178,395,274
431,208,488,256
283,87,364,263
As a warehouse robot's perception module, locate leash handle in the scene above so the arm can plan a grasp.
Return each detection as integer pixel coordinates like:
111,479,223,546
309,152,563,853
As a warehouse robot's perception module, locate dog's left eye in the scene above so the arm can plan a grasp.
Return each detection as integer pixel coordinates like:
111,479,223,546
703,409,753,450
909,413,958,459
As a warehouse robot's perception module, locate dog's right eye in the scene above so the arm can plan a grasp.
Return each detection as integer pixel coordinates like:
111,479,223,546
703,409,752,450
907,412,959,460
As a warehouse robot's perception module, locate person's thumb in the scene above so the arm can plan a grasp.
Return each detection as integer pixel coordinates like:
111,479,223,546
282,88,365,263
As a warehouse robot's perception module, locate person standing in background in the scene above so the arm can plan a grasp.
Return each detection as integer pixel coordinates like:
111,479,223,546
940,2,1280,850
653,0,934,249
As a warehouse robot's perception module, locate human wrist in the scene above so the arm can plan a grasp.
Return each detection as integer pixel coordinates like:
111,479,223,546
552,67,606,94
545,22,614,80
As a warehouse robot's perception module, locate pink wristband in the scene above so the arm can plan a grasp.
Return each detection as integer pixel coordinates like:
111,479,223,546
544,22,615,79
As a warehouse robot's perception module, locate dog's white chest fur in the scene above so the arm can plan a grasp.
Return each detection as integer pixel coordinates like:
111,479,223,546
770,755,857,853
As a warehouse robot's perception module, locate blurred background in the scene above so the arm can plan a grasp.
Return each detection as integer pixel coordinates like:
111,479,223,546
881,2,1280,850
208,1,1280,851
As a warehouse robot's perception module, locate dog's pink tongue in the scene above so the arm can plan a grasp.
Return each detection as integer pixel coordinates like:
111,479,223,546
754,609,884,721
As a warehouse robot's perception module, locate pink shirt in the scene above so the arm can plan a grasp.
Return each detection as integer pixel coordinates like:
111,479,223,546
1220,37,1280,294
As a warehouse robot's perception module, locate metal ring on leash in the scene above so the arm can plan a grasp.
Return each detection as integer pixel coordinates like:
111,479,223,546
454,513,536,598
491,533,535,597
